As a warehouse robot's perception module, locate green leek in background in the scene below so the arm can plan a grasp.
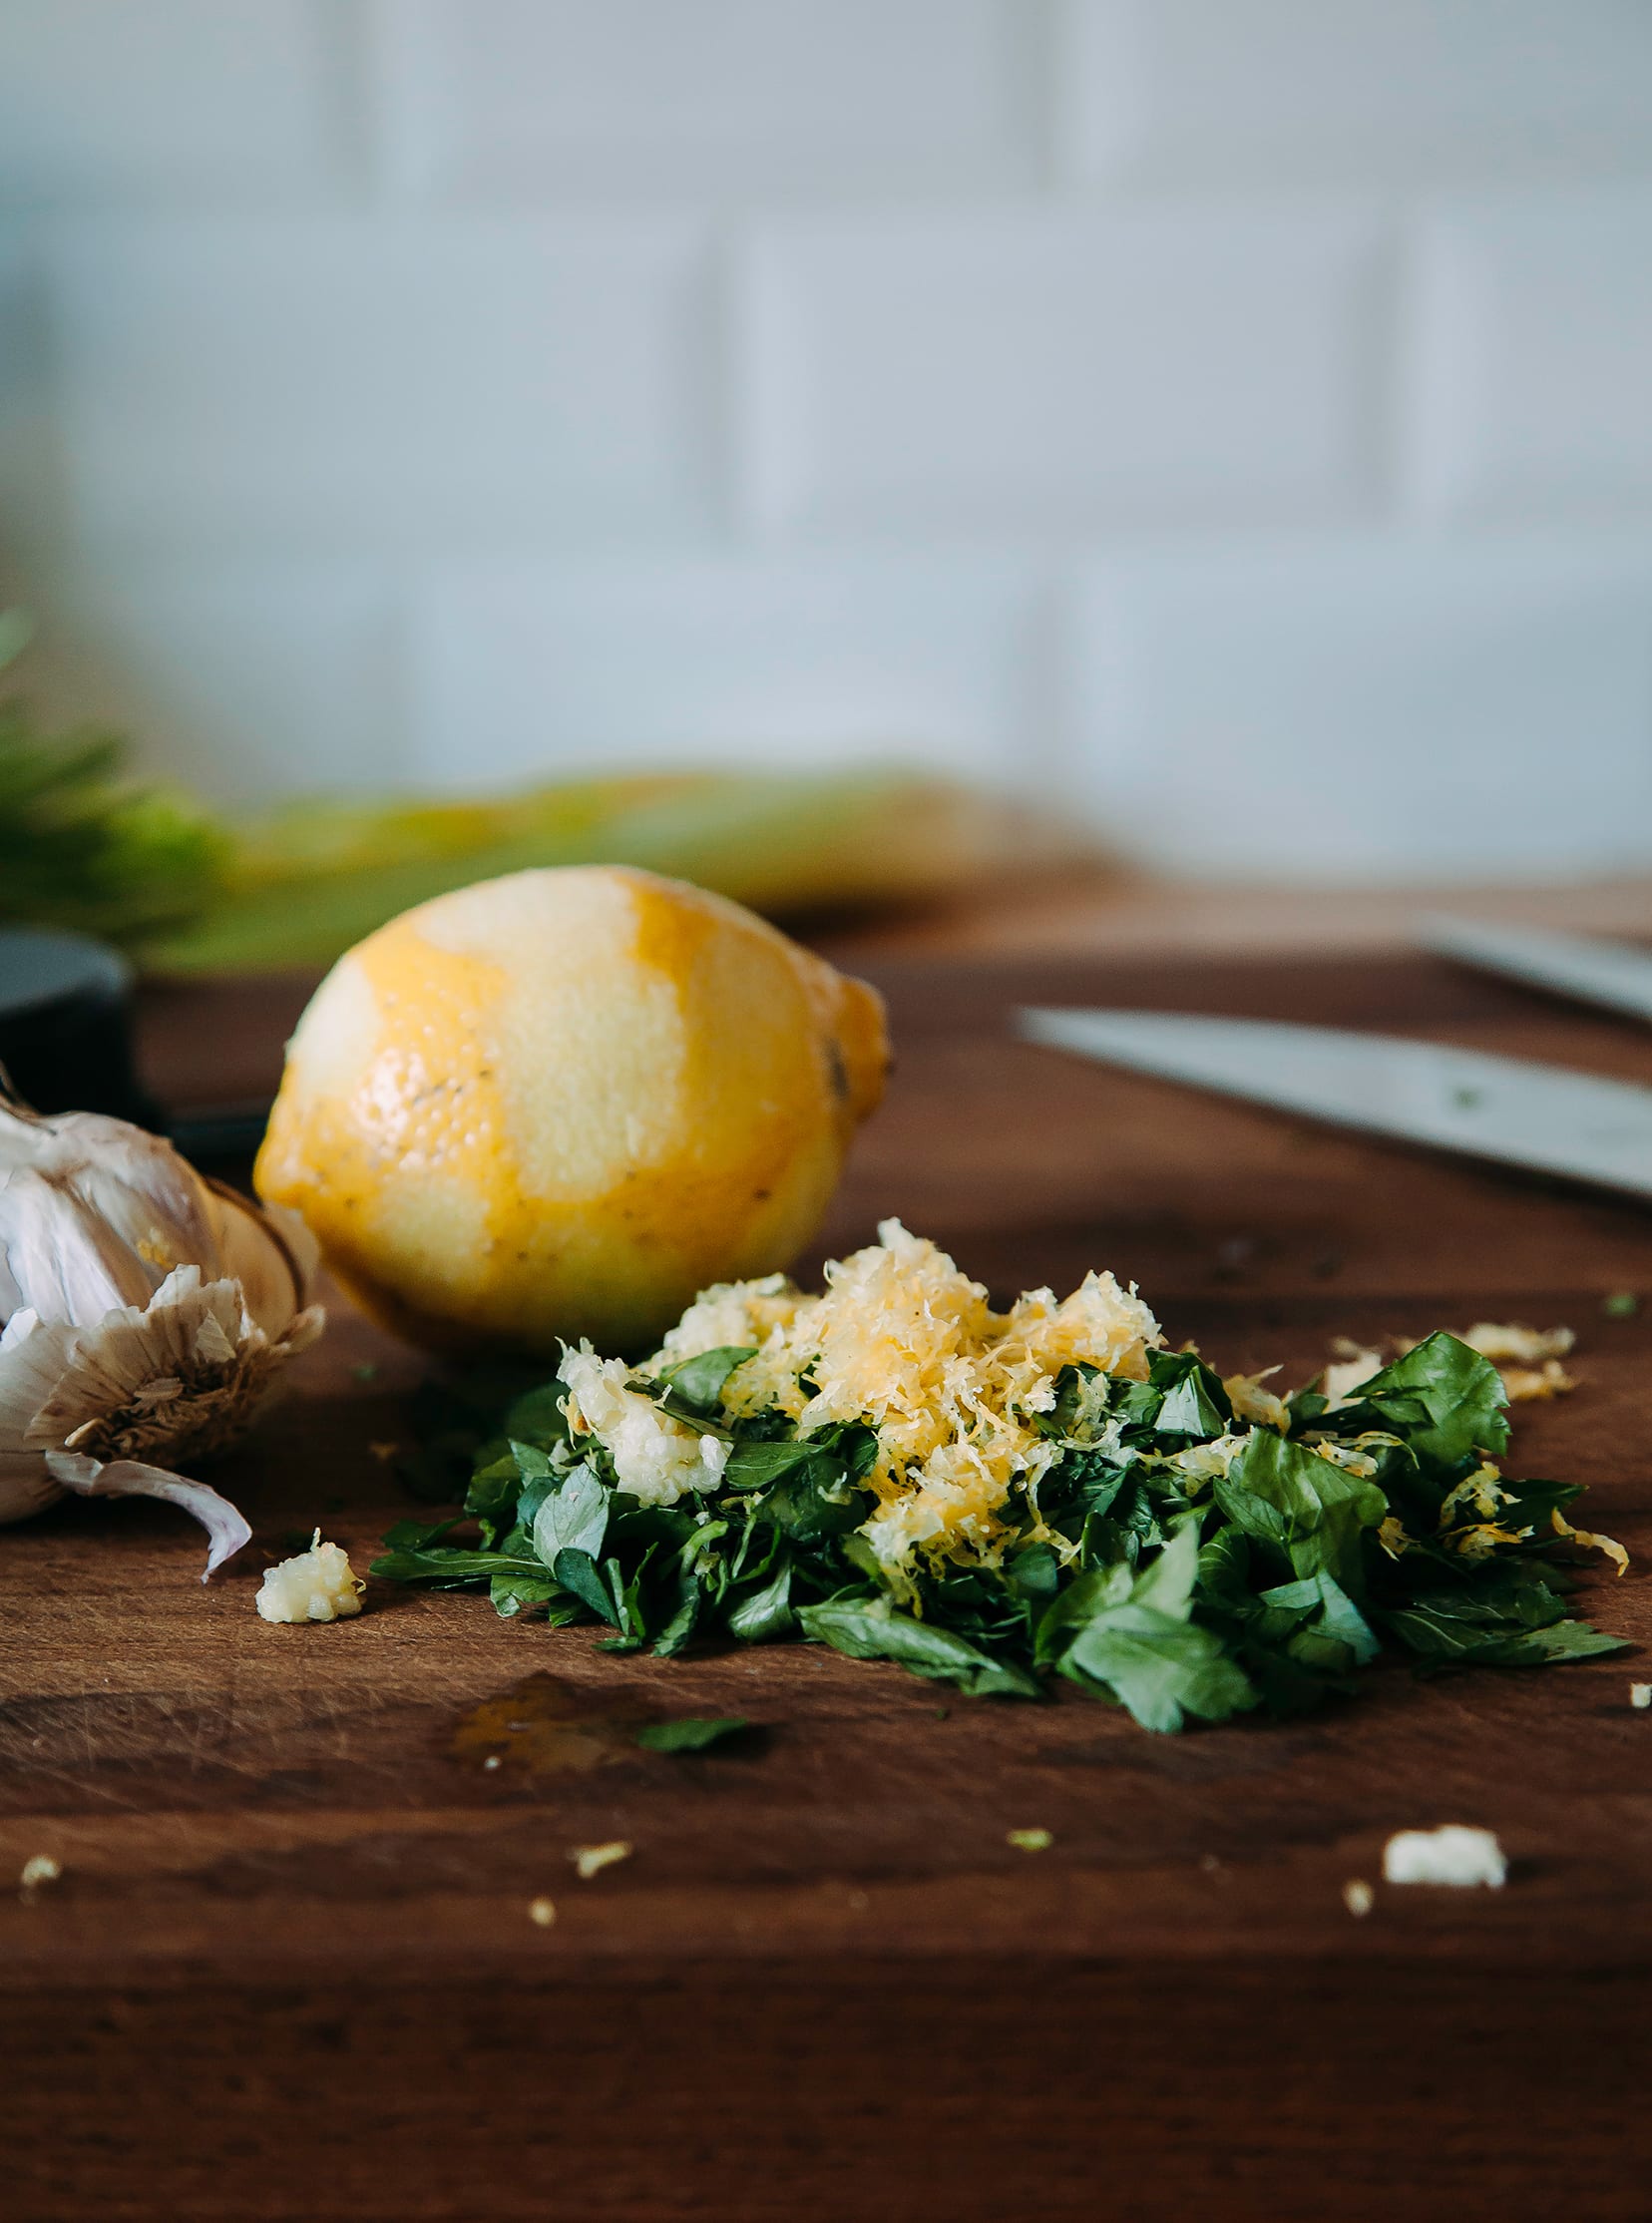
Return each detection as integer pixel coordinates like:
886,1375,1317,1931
0,614,227,947
0,612,1033,976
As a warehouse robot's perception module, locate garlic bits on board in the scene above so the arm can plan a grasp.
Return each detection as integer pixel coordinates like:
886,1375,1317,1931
0,1092,323,1575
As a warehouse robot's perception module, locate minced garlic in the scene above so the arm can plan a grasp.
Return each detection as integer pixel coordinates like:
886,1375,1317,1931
255,1531,364,1623
558,1347,728,1508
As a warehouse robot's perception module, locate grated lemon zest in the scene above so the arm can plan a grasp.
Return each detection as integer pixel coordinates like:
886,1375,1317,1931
1224,1368,1290,1433
617,1221,1160,1581
1551,1505,1629,1576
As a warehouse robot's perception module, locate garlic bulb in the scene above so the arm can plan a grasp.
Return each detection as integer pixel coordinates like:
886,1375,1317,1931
0,1094,324,1575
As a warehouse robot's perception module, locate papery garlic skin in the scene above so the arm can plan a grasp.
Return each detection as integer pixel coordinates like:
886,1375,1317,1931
0,1098,324,1575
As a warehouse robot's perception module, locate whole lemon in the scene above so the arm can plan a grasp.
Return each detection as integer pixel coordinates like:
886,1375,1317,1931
253,866,888,1355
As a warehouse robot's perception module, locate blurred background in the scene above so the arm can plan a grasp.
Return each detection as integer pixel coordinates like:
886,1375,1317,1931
2,0,1651,943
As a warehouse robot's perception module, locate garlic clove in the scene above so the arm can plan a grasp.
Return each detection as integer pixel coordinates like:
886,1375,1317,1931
0,1105,218,1317
46,1451,252,1578
0,1091,326,1575
204,1182,314,1341
0,1310,77,1483
0,1164,151,1324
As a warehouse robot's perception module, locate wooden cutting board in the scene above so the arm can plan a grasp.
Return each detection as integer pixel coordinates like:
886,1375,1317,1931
6,948,1652,2222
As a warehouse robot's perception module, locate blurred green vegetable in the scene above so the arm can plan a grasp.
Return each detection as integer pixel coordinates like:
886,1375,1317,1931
0,613,227,946
142,766,1001,975
1,608,1033,975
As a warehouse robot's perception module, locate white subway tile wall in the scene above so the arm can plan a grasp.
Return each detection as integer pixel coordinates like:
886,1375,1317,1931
741,206,1388,532
59,564,405,801
1062,1,1652,186
0,0,355,207
0,0,1649,879
408,555,1046,786
377,0,1038,198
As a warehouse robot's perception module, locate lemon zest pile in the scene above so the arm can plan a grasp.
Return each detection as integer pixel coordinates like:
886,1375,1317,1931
631,1219,1160,1578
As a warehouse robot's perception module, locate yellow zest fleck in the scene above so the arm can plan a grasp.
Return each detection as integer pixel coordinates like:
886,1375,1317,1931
1314,1439,1379,1480
1459,1321,1574,1367
571,1839,632,1881
1007,1828,1053,1852
1448,1522,1532,1561
1438,1464,1512,1529
1497,1360,1576,1403
1551,1506,1629,1576
1223,1368,1290,1432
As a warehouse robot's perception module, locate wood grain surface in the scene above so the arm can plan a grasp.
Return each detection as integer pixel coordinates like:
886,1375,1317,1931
6,947,1652,2220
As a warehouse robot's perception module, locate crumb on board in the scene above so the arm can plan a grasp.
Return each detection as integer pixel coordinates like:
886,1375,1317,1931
19,1854,61,1898
368,1441,399,1463
529,1896,556,1927
570,1840,632,1882
1382,1825,1506,1890
1343,1879,1374,1919
1007,1828,1053,1852
1632,1684,1652,1711
255,1532,365,1624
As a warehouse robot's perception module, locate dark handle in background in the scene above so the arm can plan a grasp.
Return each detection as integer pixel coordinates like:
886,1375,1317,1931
0,925,271,1171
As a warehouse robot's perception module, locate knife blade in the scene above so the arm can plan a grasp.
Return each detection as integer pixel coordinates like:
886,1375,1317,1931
1419,914,1652,1026
1016,1007,1652,1201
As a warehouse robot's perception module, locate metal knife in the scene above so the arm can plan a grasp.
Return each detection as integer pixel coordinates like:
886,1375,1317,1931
1419,915,1652,1027
1016,1007,1652,1202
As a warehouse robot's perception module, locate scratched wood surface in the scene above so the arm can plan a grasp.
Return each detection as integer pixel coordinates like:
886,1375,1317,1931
5,948,1652,2221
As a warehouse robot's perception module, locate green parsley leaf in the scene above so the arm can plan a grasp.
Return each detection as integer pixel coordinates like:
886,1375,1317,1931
633,1716,750,1753
655,1346,757,1412
1355,1331,1509,1468
532,1465,610,1566
551,1547,620,1626
726,1561,795,1642
799,1596,1042,1699
1063,1607,1258,1733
